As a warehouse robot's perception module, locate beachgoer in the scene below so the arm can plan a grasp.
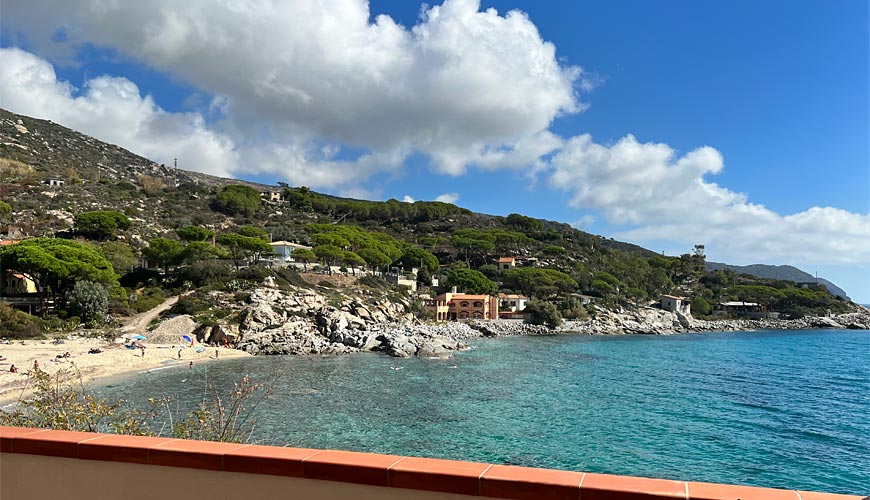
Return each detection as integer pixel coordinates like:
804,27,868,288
215,348,219,359
63,351,71,358
9,364,18,373
222,338,228,347
33,360,40,372
140,346,145,357
189,361,193,369
177,349,183,359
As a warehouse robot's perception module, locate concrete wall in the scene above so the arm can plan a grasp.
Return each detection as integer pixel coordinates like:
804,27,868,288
0,427,862,500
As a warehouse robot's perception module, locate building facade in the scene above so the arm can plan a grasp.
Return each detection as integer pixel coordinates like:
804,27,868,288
427,293,499,321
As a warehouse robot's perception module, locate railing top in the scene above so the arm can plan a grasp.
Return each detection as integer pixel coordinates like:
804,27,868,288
0,426,863,500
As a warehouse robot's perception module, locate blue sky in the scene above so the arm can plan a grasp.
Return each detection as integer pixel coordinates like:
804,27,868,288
1,0,868,301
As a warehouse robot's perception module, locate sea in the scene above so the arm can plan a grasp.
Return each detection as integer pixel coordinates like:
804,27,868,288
95,329,869,495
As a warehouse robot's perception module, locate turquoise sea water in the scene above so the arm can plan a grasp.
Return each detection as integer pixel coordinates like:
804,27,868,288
97,329,869,494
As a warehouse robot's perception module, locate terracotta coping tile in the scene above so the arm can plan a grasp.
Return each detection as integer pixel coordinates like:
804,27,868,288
78,434,177,463
11,429,107,458
302,449,405,486
0,426,48,452
797,492,866,500
480,464,584,500
223,445,322,477
388,456,491,496
147,439,249,471
688,481,797,500
582,473,687,500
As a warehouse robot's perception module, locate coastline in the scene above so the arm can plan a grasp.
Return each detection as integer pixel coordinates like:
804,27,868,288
0,337,251,407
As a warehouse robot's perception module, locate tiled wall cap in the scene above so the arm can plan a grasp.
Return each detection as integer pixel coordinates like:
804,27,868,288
0,427,865,499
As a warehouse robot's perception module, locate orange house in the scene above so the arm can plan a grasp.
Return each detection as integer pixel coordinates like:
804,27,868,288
427,293,499,321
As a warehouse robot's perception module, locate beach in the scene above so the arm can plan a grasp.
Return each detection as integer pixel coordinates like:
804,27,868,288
0,337,251,406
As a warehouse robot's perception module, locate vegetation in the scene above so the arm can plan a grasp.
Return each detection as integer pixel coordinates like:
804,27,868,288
213,184,262,216
65,280,109,324
0,302,40,338
524,299,563,328
73,210,131,240
445,268,498,295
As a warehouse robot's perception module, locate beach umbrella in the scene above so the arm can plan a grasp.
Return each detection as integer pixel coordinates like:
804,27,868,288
181,335,193,344
132,335,147,340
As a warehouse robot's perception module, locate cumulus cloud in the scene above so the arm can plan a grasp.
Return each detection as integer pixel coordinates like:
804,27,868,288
435,192,460,204
0,47,238,177
402,195,416,203
549,134,870,265
2,0,582,181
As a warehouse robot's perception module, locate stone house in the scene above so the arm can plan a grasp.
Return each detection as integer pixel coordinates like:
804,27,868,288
661,295,691,315
497,257,516,271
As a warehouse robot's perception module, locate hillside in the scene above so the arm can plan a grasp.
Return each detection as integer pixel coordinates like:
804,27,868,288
706,262,849,300
0,107,858,324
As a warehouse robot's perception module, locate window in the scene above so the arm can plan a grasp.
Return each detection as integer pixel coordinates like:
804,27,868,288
460,301,469,307
473,301,483,307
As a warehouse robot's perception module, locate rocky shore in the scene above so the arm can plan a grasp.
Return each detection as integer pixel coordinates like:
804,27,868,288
149,284,870,359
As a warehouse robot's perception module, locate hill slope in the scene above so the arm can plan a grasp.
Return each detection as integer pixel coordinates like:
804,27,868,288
706,262,849,300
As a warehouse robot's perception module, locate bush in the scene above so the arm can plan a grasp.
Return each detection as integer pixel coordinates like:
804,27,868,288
182,260,234,287
65,280,109,323
0,302,40,339
691,297,712,317
525,299,562,328
129,287,165,313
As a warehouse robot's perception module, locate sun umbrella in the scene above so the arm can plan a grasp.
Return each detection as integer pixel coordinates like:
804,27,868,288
132,335,147,340
181,335,193,344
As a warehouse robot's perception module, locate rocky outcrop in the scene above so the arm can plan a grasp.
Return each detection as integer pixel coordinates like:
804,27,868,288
233,286,480,357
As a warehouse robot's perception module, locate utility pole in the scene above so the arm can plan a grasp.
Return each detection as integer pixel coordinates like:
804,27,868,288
173,158,178,188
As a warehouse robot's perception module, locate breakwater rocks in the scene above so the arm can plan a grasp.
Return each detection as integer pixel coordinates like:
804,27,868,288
558,307,870,335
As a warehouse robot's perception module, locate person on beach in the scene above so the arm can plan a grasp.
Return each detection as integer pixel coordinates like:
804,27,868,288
140,346,145,357
33,360,39,372
215,348,219,359
177,348,183,359
189,361,193,369
9,364,18,373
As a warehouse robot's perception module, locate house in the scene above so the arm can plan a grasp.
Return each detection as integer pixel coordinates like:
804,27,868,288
497,257,516,271
1,270,38,296
45,179,65,187
716,301,776,319
661,295,690,315
386,269,418,292
269,241,311,262
498,293,528,312
261,190,283,202
427,293,499,321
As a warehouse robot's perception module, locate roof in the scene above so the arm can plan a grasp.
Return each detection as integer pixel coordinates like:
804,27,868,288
497,257,516,263
270,241,311,249
661,295,685,300
0,240,20,246
498,293,527,299
721,301,760,307
435,293,492,300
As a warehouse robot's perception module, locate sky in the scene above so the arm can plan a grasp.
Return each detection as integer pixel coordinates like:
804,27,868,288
0,0,868,302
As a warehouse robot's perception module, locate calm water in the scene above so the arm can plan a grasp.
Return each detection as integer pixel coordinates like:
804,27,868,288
97,329,869,494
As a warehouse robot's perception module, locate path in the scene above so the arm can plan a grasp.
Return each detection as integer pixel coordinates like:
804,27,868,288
119,295,181,335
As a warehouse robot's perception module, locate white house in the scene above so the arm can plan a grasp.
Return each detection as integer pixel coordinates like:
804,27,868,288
270,241,311,262
661,295,691,315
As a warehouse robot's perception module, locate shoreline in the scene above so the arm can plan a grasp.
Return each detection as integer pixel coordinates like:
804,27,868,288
0,337,251,407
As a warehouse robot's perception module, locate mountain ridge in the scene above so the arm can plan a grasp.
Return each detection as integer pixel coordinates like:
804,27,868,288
706,262,849,300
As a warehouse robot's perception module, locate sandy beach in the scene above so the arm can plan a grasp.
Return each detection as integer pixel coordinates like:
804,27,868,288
0,337,251,406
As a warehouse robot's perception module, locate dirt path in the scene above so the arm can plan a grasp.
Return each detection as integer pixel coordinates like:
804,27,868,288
118,295,180,335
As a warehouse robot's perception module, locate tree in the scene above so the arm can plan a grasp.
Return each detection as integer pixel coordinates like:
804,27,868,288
74,211,131,240
445,268,497,295
416,266,432,286
313,244,344,273
0,238,117,309
691,296,712,316
180,241,227,264
342,251,365,275
395,246,439,273
142,238,182,274
213,185,261,216
0,200,11,225
0,302,39,338
216,233,273,270
291,248,316,271
98,241,137,277
66,280,109,323
236,226,270,242
502,268,577,298
177,225,215,243
524,299,562,328
357,247,391,273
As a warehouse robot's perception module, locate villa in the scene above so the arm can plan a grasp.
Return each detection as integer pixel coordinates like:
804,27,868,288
427,293,499,321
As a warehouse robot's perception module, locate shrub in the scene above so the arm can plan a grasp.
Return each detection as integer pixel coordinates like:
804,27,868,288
65,280,109,323
524,299,563,328
182,260,234,287
129,287,165,313
0,302,40,339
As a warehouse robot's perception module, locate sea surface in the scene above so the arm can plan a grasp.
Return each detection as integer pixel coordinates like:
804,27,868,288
96,329,869,494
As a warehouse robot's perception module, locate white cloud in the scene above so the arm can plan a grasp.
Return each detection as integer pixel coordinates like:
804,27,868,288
548,134,870,266
402,195,416,203
435,192,460,204
570,215,596,229
0,47,238,177
2,0,582,181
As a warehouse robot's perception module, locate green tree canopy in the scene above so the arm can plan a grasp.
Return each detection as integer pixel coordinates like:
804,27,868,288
142,238,182,274
98,241,137,277
213,185,261,216
74,211,131,240
395,246,439,273
445,268,497,295
177,225,215,242
216,233,272,270
502,267,577,298
0,200,11,224
0,238,117,307
236,226,270,242
291,248,316,270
